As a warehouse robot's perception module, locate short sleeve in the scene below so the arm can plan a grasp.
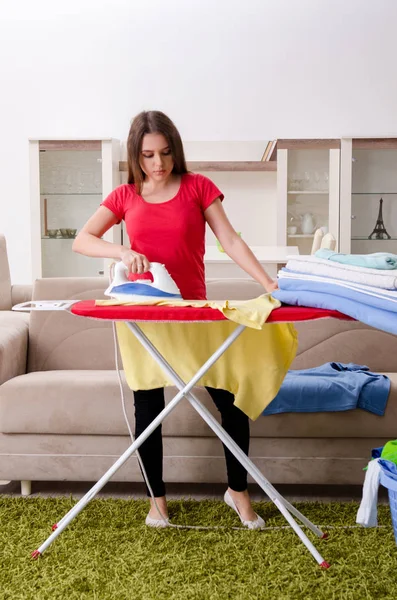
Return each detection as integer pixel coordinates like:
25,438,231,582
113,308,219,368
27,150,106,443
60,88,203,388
195,174,224,211
100,185,126,223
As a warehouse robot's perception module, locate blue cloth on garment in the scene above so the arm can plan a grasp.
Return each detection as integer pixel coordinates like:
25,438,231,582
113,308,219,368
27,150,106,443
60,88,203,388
262,362,390,416
315,249,397,270
272,288,397,335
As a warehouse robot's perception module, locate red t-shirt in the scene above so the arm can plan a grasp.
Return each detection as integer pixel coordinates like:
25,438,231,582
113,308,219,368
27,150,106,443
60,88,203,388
101,173,224,299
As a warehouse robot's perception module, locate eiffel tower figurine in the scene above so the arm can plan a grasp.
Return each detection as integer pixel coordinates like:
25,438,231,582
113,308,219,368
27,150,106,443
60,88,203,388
368,198,391,240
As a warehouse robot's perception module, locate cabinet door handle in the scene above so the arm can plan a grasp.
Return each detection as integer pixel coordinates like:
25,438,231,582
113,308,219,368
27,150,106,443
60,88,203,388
98,270,104,275
351,215,356,219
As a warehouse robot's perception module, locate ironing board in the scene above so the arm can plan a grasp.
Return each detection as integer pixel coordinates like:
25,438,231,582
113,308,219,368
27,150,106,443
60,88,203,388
25,301,353,567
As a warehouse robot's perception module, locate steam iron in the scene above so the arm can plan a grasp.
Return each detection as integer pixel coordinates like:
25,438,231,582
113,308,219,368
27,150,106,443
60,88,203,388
105,261,182,302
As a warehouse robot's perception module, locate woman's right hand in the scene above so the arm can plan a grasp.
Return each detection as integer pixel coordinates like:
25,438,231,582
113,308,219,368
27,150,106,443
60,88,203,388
120,249,151,274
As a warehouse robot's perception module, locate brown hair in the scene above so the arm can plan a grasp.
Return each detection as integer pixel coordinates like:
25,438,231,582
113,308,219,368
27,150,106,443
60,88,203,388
127,111,188,193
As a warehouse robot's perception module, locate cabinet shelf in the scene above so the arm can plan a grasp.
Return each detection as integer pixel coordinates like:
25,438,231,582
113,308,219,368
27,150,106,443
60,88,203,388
119,161,277,172
287,190,328,195
287,234,315,238
352,192,397,195
40,193,102,197
351,236,397,241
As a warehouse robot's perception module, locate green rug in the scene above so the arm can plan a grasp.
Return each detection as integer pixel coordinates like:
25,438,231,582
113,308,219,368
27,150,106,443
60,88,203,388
0,497,396,600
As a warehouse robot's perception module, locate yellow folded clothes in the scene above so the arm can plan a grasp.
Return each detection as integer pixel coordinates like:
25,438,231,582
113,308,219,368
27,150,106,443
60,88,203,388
96,295,298,420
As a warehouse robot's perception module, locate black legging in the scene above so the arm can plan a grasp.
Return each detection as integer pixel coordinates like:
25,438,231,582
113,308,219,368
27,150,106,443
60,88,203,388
134,386,250,497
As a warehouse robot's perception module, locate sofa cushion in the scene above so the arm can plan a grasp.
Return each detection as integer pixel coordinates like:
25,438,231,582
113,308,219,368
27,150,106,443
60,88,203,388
28,277,114,372
293,318,397,373
0,370,396,438
0,234,12,311
0,433,388,485
0,371,211,436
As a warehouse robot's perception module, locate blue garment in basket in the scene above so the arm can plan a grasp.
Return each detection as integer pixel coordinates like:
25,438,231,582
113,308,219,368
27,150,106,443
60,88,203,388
379,459,397,482
263,362,390,416
378,457,397,544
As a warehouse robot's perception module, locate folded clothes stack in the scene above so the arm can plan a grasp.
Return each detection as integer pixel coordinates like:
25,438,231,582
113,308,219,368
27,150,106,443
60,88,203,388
272,249,397,335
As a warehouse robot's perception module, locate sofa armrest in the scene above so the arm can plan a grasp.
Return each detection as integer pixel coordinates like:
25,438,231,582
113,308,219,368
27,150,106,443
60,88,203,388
0,313,28,384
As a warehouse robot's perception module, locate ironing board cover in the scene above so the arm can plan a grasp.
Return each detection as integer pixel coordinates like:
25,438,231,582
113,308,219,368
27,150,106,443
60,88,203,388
71,300,353,323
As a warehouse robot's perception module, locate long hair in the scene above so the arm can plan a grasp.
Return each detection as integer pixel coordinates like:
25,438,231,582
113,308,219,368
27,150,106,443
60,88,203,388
127,111,188,194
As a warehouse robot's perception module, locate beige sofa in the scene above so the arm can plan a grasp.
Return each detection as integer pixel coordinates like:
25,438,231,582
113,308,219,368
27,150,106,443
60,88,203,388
0,275,397,496
0,234,32,313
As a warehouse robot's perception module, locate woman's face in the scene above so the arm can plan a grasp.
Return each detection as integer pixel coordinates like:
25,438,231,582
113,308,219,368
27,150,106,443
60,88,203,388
140,133,174,181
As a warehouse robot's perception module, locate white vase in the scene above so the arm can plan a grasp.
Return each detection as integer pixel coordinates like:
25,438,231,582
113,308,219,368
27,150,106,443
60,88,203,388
301,213,316,234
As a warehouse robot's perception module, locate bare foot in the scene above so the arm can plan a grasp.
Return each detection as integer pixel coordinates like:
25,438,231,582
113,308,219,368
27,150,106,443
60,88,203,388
148,496,169,520
227,488,257,521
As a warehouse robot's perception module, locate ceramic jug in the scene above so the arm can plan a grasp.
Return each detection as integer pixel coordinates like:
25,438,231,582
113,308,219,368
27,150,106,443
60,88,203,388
301,213,316,234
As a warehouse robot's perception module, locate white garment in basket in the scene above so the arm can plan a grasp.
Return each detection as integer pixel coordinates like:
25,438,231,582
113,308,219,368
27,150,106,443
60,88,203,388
356,458,381,527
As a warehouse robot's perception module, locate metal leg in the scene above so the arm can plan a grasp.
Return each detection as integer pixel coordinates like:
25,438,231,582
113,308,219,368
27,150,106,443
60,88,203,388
186,395,328,566
32,323,246,558
21,480,32,497
125,322,329,568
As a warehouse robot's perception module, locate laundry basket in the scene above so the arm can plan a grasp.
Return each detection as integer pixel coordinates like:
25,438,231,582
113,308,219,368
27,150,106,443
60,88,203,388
379,465,397,545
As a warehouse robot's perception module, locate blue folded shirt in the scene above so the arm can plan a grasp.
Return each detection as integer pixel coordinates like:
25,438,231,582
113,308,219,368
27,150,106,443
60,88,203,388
263,362,390,416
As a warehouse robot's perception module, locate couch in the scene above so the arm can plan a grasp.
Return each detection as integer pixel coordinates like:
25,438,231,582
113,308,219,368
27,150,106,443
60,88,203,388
0,275,396,496
0,234,32,313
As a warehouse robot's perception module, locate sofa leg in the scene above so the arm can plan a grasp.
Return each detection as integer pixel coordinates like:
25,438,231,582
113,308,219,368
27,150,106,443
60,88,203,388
21,480,32,496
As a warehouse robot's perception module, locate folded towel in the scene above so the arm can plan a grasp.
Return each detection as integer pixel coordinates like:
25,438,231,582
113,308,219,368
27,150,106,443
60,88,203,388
272,288,397,335
278,275,397,313
287,254,397,277
279,269,397,299
316,249,397,270
285,258,397,289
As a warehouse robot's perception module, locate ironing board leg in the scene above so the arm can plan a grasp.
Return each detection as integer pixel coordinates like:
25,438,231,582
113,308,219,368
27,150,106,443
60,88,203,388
186,394,327,566
125,321,329,568
189,393,324,537
32,323,245,558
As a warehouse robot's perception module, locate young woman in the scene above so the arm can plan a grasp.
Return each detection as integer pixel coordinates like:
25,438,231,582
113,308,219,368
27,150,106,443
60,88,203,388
73,111,278,529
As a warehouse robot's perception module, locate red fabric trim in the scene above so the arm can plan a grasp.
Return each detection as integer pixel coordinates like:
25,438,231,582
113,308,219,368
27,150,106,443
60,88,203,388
70,300,354,324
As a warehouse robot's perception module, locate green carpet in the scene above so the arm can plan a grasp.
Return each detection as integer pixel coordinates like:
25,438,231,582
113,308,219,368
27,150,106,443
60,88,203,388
0,497,396,600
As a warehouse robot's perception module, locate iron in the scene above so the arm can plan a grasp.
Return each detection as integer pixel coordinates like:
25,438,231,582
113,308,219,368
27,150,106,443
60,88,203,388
105,261,182,301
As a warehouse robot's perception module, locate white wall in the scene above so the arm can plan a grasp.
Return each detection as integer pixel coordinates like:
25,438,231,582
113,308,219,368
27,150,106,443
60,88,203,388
1,0,397,282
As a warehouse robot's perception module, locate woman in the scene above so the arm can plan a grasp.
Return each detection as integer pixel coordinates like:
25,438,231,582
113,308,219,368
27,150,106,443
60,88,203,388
73,110,277,529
